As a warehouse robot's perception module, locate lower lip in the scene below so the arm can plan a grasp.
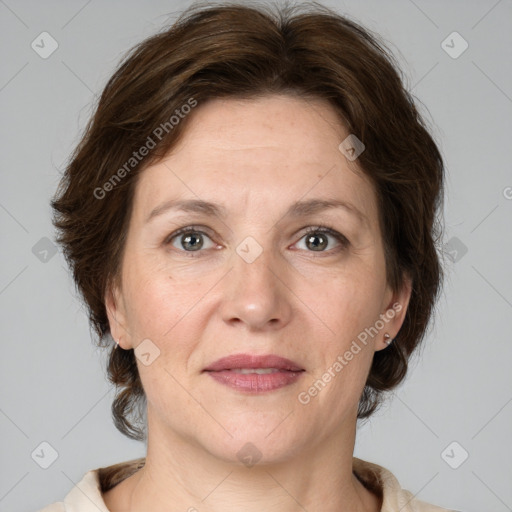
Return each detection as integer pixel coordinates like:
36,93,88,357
205,370,304,392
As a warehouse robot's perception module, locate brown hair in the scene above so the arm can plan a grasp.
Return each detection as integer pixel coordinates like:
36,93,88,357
52,1,444,447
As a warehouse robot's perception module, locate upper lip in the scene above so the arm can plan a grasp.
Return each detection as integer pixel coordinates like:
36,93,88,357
203,353,304,372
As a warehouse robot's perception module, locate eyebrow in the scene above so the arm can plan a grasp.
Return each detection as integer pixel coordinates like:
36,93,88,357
146,198,367,225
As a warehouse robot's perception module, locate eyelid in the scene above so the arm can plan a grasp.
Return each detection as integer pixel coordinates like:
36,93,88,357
164,224,349,254
296,225,350,250
164,225,215,245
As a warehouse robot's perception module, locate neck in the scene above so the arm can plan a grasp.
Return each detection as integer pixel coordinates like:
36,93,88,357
114,410,380,512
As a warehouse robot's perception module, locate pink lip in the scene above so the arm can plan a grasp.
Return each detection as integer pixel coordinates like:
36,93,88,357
203,353,305,393
204,354,303,372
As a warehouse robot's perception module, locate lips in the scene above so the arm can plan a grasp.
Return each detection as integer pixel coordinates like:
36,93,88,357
203,353,304,372
203,353,305,393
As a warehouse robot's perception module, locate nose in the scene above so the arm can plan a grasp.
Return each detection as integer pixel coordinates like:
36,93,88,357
219,243,293,332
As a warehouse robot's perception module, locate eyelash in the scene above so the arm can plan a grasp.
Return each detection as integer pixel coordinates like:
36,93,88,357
164,224,349,257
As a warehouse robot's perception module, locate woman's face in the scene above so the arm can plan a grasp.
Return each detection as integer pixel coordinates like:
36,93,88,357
107,94,410,464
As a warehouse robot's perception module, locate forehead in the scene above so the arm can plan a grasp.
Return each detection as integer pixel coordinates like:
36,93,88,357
134,94,378,224
166,94,354,166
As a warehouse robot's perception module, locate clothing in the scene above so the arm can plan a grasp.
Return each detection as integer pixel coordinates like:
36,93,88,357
38,457,457,511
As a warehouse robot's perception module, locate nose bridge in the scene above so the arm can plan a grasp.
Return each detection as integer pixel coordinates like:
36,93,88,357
221,236,292,329
235,239,278,290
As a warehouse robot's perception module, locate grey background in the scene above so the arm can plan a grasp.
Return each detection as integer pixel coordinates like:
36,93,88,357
1,0,511,511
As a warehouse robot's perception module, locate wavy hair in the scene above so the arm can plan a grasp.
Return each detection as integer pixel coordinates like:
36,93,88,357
52,0,444,445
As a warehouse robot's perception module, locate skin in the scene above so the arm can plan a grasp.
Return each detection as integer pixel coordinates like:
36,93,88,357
104,94,412,512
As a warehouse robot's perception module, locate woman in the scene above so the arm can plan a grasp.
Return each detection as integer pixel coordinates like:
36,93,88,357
40,1,455,510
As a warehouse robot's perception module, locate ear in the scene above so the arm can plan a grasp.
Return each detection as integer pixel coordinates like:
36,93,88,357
375,273,413,351
104,279,131,350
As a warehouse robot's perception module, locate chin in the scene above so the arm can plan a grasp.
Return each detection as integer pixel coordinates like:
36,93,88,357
197,416,309,467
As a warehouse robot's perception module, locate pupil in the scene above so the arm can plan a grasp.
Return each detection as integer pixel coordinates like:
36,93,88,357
307,233,327,251
183,233,203,251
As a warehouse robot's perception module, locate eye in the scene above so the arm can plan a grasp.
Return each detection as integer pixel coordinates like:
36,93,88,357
165,226,217,253
164,225,349,256
294,226,349,254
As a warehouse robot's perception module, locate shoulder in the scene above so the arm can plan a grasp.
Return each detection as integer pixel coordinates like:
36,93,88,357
36,468,106,512
352,457,458,512
36,459,145,512
37,503,65,512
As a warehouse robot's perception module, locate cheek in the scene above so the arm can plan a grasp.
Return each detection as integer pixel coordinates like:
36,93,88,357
316,270,386,342
124,280,174,339
121,252,208,339
305,275,385,410
306,284,380,414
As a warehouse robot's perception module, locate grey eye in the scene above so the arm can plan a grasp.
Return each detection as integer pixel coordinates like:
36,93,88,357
305,232,329,251
168,229,215,252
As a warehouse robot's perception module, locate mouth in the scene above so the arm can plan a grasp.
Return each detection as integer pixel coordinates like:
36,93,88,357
203,353,304,372
227,368,288,374
203,353,305,393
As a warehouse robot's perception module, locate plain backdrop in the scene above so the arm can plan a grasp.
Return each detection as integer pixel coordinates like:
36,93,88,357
1,1,511,511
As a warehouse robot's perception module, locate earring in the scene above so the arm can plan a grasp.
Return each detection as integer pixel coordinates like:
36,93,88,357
384,333,393,346
113,336,120,349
